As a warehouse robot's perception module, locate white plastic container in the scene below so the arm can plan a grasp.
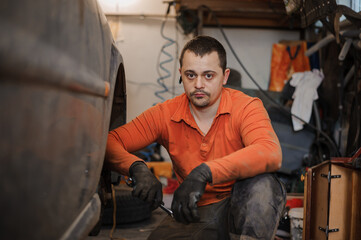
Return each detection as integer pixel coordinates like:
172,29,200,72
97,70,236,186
289,207,303,240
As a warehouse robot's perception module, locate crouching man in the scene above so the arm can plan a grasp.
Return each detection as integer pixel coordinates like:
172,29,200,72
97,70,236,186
106,35,286,240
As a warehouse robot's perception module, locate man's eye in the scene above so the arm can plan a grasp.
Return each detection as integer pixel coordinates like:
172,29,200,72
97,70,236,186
187,74,196,79
204,74,213,80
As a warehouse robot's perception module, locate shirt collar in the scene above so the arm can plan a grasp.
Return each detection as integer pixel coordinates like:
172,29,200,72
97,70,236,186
171,88,232,124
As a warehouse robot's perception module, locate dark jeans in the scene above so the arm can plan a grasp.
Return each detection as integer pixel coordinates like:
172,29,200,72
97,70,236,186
147,173,286,240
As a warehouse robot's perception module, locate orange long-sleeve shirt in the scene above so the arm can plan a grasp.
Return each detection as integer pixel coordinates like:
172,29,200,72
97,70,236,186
106,88,282,206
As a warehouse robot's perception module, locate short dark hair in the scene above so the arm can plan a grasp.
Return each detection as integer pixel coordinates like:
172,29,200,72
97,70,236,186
179,36,227,72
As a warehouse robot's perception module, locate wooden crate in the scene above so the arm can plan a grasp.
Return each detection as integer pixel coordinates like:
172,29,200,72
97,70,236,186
303,160,361,240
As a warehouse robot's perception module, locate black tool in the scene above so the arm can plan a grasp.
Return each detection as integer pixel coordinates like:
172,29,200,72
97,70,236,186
159,203,174,218
126,177,174,218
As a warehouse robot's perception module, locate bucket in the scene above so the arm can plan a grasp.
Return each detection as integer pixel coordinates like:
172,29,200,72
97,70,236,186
289,207,303,240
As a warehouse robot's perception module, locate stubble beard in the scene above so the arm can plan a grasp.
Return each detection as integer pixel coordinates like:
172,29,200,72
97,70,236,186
189,90,211,108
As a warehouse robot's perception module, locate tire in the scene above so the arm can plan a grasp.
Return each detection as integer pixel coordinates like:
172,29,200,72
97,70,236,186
102,188,152,225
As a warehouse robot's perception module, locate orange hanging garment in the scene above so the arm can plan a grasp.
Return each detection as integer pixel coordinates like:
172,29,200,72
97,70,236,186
269,41,310,92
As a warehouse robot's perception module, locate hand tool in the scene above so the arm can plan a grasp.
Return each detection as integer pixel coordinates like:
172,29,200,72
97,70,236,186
126,177,174,218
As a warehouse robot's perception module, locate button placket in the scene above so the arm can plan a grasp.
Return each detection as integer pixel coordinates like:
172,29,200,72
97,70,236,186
200,137,209,157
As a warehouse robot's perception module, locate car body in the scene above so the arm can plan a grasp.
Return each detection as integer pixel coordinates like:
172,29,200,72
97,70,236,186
0,0,126,239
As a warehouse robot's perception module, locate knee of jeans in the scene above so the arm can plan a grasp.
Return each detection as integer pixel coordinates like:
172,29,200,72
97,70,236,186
229,174,286,234
231,174,286,206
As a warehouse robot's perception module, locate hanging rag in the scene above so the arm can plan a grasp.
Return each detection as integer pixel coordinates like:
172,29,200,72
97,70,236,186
290,69,324,131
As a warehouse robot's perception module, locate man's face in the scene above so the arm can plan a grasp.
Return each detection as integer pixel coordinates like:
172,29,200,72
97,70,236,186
180,50,230,109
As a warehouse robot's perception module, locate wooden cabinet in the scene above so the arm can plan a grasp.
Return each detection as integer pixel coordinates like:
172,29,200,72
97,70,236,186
303,160,361,239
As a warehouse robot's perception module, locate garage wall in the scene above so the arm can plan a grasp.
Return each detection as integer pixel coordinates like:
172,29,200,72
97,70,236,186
98,0,300,122
203,28,300,89
107,16,189,122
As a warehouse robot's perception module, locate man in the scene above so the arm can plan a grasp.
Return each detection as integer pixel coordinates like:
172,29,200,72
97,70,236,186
106,36,286,239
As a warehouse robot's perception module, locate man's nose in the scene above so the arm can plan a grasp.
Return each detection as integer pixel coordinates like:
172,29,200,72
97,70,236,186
195,76,204,89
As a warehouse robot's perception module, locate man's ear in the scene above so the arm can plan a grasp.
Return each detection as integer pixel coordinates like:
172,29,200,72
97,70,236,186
179,68,182,84
223,68,231,85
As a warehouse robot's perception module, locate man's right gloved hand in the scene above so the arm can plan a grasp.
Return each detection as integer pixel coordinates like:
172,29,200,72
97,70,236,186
129,161,162,210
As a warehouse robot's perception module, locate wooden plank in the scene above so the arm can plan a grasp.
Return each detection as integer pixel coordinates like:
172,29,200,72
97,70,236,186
203,16,292,28
303,168,312,240
177,0,300,29
350,170,361,240
329,165,352,240
179,0,286,13
310,162,329,240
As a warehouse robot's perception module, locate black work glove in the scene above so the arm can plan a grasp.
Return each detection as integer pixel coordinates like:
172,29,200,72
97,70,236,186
171,163,212,224
129,161,163,210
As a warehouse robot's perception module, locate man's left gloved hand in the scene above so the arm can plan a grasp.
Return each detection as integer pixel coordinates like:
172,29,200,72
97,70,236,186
171,163,212,224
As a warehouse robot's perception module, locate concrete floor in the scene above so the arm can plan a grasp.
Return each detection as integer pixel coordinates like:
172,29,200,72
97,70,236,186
86,209,243,240
86,208,167,240
86,194,173,240
86,193,289,240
